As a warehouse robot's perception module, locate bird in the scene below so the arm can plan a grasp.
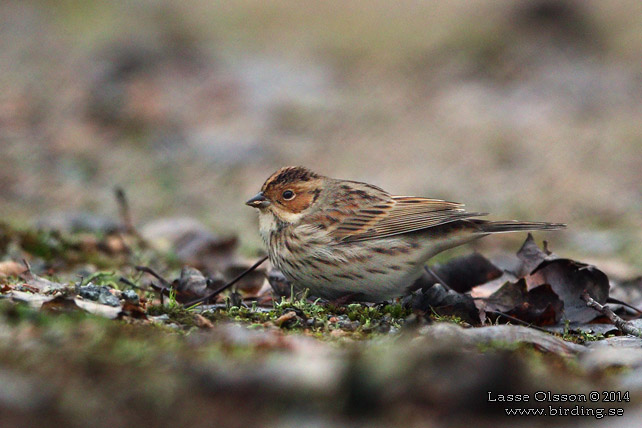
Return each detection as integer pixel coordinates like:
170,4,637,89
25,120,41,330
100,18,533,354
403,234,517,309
246,166,565,302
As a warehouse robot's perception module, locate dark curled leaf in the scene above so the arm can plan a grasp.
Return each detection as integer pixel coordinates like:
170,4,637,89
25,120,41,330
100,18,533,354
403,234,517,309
139,265,226,304
516,233,553,276
505,284,564,326
484,279,528,313
172,266,225,303
404,284,480,325
425,253,503,293
529,259,609,324
480,280,563,326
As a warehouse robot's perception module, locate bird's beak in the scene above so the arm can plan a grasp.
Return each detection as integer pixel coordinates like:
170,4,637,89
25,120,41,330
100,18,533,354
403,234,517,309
245,192,270,209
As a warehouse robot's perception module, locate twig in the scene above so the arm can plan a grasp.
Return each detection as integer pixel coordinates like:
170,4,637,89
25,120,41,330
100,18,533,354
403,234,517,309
115,187,135,234
607,297,642,315
424,265,453,291
157,283,164,306
21,258,32,273
135,267,173,305
185,255,268,307
119,276,143,290
135,266,172,288
582,291,642,338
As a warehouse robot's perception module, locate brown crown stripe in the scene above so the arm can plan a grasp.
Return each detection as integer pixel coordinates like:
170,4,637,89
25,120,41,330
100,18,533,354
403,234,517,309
263,166,319,190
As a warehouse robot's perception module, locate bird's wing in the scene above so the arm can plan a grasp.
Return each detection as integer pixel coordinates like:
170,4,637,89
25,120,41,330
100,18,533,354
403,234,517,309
328,196,485,243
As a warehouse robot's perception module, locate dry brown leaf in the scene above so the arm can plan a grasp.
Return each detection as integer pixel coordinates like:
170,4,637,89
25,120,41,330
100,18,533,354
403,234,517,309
472,235,610,326
0,260,26,278
274,311,297,327
528,258,609,323
194,313,214,329
19,269,66,292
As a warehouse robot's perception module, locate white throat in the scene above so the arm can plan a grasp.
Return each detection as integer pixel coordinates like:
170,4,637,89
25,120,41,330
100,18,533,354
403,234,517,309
258,209,304,242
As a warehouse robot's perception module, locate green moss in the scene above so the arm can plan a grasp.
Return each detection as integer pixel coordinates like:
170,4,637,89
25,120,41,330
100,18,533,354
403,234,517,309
186,296,411,340
429,312,467,327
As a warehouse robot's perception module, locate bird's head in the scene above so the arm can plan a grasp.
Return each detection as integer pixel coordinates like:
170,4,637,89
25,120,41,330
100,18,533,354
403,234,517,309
246,166,324,224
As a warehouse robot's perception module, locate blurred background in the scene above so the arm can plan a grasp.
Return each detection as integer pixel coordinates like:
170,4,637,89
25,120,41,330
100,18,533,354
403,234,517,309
1,0,640,272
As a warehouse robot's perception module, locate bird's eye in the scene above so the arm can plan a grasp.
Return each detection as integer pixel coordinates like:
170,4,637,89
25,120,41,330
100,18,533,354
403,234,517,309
282,190,295,200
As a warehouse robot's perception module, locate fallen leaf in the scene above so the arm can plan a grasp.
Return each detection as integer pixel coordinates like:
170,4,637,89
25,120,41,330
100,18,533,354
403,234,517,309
516,233,553,276
171,266,225,303
472,235,610,326
6,290,55,308
194,313,214,329
118,301,148,320
405,283,480,325
74,298,121,319
528,258,609,323
19,268,66,292
505,284,563,326
274,311,297,327
0,260,26,278
469,271,519,299
483,278,529,313
480,280,563,326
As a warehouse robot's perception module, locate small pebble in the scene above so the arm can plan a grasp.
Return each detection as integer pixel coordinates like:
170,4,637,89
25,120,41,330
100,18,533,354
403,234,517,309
121,289,139,304
78,284,121,307
78,284,101,301
98,292,121,307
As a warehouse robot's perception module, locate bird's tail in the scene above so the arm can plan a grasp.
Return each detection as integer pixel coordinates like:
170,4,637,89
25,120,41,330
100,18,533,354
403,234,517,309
477,220,566,234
